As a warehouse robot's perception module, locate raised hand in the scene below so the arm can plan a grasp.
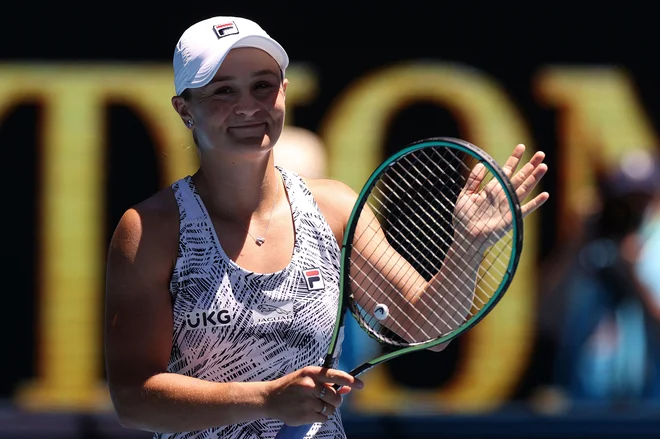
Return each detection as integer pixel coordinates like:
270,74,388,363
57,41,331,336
453,144,549,249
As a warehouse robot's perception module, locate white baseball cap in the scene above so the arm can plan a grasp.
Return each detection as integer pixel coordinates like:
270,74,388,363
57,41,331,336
173,16,289,95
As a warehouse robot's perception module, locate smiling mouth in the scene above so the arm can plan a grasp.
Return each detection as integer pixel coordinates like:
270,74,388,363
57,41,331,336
229,122,267,130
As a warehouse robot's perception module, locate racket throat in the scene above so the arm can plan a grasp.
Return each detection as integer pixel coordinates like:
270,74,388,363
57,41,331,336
322,353,336,368
348,361,378,378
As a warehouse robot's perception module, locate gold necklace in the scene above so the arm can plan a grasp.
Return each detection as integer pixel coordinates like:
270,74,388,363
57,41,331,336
215,175,281,247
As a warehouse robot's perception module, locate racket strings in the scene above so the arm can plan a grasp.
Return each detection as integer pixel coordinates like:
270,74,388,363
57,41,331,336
409,149,516,318
367,184,450,281
353,166,494,337
350,235,439,342
354,203,472,328
361,179,493,336
349,205,449,342
348,147,515,346
352,182,470,333
351,249,460,342
380,152,510,299
424,149,514,276
418,149,514,285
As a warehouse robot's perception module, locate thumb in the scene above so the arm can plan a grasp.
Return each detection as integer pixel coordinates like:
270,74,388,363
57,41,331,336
337,386,353,395
316,368,364,389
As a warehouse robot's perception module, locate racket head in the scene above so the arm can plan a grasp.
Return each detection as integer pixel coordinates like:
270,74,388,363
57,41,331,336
340,137,524,353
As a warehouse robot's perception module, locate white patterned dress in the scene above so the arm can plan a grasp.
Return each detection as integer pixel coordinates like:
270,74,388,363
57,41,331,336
155,167,345,439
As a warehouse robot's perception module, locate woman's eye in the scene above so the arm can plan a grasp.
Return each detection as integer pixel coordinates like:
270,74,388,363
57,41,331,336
214,87,233,95
255,82,275,90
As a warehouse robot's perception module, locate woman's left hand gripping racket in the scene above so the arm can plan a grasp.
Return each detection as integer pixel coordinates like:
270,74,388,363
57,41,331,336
275,137,548,439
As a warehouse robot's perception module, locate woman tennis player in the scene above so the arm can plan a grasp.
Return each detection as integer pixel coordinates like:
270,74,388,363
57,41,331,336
104,15,549,439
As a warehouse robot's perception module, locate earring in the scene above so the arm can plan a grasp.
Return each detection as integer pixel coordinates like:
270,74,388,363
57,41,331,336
186,119,194,128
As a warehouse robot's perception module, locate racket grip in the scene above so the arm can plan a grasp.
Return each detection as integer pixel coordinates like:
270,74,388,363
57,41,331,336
274,423,313,439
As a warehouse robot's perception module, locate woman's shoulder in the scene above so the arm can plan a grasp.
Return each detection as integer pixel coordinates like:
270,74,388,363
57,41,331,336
303,177,358,208
301,177,358,239
106,186,180,309
110,186,180,257
131,185,180,226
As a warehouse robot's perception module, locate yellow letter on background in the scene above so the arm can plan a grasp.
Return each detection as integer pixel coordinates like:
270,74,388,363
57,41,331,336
0,64,197,411
535,66,658,240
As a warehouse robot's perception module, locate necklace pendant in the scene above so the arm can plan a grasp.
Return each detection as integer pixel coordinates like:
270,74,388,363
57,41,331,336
255,237,266,246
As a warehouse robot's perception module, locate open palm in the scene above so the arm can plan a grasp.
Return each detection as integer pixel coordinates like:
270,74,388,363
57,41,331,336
453,144,549,250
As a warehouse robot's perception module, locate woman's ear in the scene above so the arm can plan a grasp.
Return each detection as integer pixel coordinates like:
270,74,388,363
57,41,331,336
171,95,193,128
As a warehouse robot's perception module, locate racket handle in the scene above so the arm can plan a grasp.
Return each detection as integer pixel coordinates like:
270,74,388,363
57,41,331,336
274,424,313,439
274,377,343,438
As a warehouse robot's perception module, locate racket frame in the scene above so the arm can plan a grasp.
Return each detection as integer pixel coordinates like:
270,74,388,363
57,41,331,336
338,137,524,377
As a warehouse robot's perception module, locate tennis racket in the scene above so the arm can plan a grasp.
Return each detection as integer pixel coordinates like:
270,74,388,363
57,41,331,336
275,137,524,438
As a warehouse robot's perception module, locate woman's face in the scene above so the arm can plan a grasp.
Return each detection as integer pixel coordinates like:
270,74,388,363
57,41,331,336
177,47,288,157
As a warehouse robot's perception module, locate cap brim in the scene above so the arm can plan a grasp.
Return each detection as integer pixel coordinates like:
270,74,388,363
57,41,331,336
184,35,289,93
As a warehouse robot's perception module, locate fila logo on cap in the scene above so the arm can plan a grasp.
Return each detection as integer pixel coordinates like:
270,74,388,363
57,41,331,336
304,268,325,291
213,22,239,39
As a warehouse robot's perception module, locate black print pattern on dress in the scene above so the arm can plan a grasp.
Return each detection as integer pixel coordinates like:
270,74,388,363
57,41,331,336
155,167,344,439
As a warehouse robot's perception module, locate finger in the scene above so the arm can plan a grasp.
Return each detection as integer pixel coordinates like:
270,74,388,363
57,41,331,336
428,341,450,352
314,368,364,389
509,151,546,190
316,384,329,399
529,150,546,167
521,192,550,218
314,383,335,402
315,400,334,419
501,144,526,178
317,385,343,409
510,151,544,183
308,410,331,424
482,145,531,195
336,386,353,396
464,163,487,194
515,163,548,202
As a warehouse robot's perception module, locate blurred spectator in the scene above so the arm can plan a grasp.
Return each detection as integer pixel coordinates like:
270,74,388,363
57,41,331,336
550,148,660,404
634,184,660,316
274,125,328,178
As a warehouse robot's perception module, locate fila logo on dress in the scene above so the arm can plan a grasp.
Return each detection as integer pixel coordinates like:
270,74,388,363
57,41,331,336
304,268,325,291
